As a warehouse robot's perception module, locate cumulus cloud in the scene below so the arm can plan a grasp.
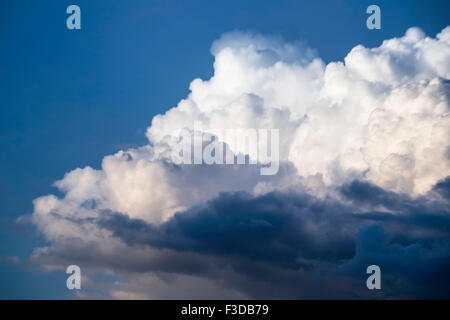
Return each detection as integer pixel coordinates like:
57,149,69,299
148,26,450,196
27,26,450,299
31,178,450,298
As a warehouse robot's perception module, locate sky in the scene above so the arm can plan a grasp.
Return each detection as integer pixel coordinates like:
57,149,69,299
0,0,449,299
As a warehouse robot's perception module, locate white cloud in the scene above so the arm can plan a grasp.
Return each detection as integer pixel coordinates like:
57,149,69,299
27,26,450,298
31,27,450,228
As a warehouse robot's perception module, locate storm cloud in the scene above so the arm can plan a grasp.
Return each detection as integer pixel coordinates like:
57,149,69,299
26,27,450,299
29,178,450,299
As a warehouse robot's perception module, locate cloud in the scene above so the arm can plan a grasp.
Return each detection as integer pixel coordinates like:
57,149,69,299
149,26,450,196
31,178,450,298
26,26,450,298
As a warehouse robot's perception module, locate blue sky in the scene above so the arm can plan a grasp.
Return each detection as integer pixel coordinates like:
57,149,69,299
0,0,449,299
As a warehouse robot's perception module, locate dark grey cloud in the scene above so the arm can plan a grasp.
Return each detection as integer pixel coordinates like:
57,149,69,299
101,191,357,266
433,176,450,199
85,177,450,298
